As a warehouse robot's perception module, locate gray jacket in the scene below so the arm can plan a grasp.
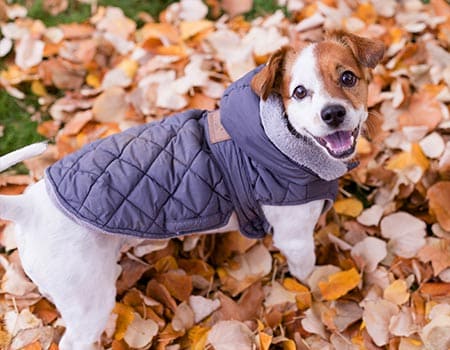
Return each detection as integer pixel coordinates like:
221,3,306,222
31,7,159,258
45,68,339,239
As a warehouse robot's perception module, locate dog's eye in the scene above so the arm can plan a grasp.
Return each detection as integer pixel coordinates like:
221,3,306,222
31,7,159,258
340,71,357,87
293,85,308,99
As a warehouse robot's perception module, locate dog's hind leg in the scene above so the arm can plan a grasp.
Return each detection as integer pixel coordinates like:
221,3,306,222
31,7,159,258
10,181,124,350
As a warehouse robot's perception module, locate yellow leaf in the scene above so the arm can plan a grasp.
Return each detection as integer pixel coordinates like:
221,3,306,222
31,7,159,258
283,277,312,310
113,303,135,340
351,334,364,347
383,279,410,305
256,319,265,332
188,326,210,350
0,330,11,350
118,59,138,78
334,198,364,217
318,268,361,301
180,20,213,40
356,136,372,155
86,73,101,88
386,143,429,171
0,65,28,84
259,332,272,350
31,80,47,96
283,339,296,350
154,255,178,273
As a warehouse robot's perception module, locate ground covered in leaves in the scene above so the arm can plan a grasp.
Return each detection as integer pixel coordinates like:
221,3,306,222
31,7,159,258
1,0,450,349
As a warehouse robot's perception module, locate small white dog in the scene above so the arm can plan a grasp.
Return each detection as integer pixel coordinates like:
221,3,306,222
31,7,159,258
0,31,383,350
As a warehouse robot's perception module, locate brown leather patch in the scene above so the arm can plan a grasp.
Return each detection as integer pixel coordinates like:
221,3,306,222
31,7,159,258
208,110,231,144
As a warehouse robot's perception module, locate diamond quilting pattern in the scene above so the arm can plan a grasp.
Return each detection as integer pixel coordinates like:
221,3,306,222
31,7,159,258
46,110,234,238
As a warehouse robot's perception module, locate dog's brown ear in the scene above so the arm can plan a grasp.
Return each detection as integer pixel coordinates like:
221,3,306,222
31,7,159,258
251,46,293,101
331,31,385,68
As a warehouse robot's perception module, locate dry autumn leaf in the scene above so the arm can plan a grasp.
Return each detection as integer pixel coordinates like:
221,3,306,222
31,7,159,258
207,320,256,350
427,181,450,231
333,197,364,217
318,268,361,301
362,299,399,347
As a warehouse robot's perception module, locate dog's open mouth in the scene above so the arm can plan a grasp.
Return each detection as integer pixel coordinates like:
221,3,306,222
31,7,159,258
314,128,359,159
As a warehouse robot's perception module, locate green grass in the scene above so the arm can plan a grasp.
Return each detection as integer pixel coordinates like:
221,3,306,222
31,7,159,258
245,0,286,19
14,0,92,26
0,90,45,157
14,0,177,27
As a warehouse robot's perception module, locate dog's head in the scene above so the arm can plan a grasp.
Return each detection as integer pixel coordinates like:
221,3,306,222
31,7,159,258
251,31,384,162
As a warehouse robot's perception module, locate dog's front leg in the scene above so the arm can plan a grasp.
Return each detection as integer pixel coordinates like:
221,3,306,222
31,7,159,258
262,200,324,282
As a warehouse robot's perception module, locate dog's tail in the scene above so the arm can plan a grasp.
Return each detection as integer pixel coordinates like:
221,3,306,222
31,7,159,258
0,142,48,173
0,142,48,221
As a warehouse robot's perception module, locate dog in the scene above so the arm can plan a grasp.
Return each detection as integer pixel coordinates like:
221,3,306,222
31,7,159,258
0,31,384,350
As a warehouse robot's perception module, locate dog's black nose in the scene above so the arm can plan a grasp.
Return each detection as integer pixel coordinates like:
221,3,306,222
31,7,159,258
321,104,346,127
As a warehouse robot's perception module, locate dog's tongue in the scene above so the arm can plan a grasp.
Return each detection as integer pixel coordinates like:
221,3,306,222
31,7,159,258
323,130,353,153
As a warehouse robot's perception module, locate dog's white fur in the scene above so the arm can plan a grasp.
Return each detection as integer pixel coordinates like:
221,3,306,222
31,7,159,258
0,36,382,350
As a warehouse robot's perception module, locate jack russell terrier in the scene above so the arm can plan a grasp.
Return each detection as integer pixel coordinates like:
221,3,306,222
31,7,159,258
0,31,384,350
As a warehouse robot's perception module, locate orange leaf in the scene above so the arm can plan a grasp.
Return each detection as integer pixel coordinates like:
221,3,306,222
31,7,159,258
283,277,312,310
22,342,42,350
420,283,450,297
318,268,361,301
355,2,377,24
259,332,272,350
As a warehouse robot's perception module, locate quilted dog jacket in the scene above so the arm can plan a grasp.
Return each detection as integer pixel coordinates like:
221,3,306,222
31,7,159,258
45,67,339,239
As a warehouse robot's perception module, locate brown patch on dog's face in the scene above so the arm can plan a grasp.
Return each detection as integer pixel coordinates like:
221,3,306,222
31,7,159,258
251,46,296,101
315,41,369,109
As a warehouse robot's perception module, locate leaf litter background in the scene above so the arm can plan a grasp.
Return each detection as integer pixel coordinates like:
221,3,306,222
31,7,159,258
1,0,450,349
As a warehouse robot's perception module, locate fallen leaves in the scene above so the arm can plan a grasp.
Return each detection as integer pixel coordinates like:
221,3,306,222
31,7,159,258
1,0,450,349
427,181,450,230
318,268,361,301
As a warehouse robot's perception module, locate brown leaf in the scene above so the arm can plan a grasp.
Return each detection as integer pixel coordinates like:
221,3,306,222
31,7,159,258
92,87,128,123
427,181,450,231
398,91,443,132
116,254,150,294
156,271,193,302
146,280,177,313
417,238,450,276
31,299,59,324
39,58,85,90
